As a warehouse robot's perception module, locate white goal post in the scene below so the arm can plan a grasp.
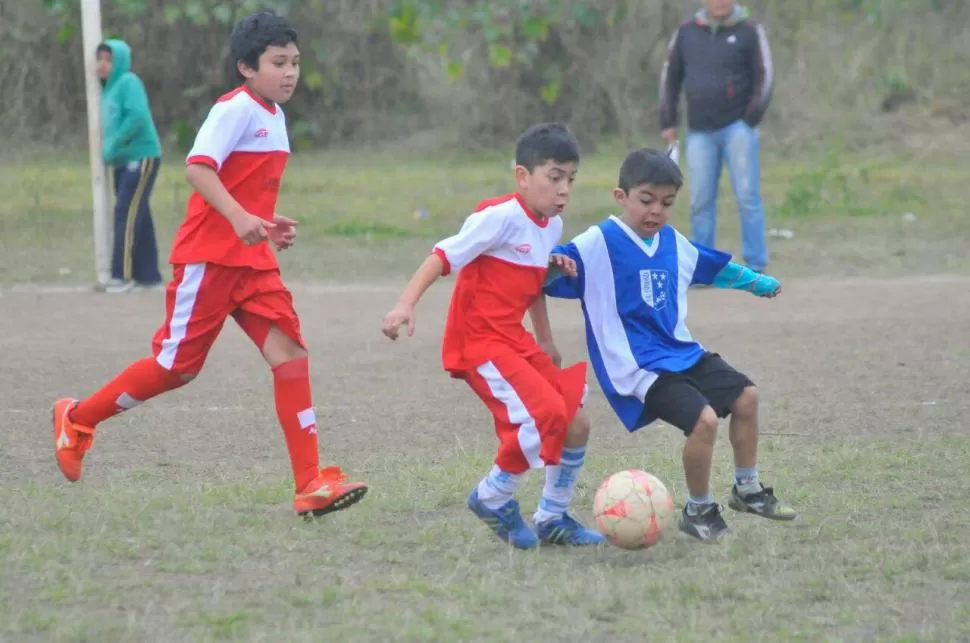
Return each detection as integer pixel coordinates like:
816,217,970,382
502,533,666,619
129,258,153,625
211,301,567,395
81,0,112,286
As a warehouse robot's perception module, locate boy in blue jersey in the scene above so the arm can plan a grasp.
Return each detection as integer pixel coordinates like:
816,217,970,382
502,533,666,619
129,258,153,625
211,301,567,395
542,148,796,543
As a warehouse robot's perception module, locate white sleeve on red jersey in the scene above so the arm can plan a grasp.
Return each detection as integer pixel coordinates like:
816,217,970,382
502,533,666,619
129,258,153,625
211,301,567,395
185,98,251,171
433,211,509,276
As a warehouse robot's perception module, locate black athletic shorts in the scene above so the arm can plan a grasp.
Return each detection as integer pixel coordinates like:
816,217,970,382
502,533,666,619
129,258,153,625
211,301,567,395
641,352,754,436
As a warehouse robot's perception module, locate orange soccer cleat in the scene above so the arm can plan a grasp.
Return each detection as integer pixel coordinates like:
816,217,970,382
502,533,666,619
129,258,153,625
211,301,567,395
293,466,368,518
52,398,95,482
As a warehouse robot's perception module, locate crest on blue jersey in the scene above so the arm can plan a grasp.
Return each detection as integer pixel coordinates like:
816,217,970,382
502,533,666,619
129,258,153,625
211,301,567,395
639,269,669,310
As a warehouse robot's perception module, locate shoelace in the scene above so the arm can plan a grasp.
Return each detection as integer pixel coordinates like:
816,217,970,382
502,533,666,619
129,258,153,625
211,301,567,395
497,502,526,529
60,404,93,452
559,513,581,529
691,503,725,517
550,515,595,543
743,486,774,502
320,468,347,484
758,487,780,505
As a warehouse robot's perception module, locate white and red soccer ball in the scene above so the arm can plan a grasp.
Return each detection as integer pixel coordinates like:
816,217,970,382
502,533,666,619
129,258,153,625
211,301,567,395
593,469,676,550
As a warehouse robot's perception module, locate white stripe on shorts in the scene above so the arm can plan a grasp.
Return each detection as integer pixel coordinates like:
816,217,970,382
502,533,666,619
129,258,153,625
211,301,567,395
156,263,206,371
475,361,545,469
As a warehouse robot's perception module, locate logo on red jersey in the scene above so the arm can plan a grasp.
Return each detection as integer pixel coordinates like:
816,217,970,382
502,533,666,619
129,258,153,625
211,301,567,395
254,128,269,138
515,243,532,254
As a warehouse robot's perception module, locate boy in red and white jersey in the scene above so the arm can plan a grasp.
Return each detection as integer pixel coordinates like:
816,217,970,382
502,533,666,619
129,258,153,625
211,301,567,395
382,123,605,549
51,12,367,519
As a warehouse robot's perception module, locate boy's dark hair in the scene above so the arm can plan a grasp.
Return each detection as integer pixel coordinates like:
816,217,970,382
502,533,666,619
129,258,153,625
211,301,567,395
96,43,112,56
515,122,580,172
228,11,298,84
617,148,683,192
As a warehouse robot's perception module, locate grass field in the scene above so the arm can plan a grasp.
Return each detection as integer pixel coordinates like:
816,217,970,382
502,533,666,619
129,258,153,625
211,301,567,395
2,143,969,642
1,142,968,285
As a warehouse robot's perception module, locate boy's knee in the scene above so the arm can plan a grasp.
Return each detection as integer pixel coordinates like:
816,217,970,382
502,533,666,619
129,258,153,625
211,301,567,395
149,360,194,391
731,386,758,418
564,409,590,447
162,367,195,388
262,325,308,368
536,399,569,435
280,345,309,364
273,355,311,380
688,407,719,443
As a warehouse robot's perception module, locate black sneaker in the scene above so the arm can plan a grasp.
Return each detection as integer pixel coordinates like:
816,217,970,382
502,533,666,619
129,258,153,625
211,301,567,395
728,484,796,521
678,503,730,543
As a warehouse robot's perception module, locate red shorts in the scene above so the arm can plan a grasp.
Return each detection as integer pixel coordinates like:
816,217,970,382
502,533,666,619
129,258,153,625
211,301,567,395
464,351,587,474
152,263,305,375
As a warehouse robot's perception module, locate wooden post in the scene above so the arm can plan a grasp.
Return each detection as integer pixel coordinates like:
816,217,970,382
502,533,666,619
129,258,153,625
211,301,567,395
80,0,111,286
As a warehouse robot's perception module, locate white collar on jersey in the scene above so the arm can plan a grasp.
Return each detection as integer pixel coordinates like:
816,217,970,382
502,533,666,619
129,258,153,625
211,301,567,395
609,215,661,258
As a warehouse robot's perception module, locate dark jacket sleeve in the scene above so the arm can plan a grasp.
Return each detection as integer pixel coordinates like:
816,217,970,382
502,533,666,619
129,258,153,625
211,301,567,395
658,27,685,131
743,22,774,127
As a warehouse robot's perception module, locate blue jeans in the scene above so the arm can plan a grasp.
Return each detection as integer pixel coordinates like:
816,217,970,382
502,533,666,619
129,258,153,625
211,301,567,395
686,120,768,271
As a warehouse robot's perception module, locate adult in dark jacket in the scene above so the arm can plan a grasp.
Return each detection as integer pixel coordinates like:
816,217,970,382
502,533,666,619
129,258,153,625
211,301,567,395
659,0,773,272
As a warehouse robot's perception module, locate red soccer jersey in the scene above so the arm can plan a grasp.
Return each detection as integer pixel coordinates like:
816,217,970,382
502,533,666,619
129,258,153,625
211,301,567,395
170,85,290,269
434,193,564,376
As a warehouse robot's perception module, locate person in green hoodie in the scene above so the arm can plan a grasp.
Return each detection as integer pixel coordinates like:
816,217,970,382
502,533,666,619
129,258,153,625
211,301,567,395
96,39,164,293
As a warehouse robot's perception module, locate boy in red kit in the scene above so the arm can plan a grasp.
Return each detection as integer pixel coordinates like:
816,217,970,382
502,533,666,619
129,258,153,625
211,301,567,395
51,12,367,519
382,123,605,549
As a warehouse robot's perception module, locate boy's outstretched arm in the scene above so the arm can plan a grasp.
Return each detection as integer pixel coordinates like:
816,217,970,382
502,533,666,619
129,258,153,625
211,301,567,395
686,237,780,297
712,262,782,298
382,253,445,340
543,243,585,300
383,209,509,340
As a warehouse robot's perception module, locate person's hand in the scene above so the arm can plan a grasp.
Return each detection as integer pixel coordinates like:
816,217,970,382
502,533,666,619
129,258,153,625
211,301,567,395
761,284,782,298
382,301,416,340
269,214,298,251
230,211,276,246
549,253,577,278
539,340,562,368
752,275,781,298
662,128,677,144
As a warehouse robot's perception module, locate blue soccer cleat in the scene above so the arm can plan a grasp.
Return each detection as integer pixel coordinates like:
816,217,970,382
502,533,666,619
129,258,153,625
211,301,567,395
536,513,607,546
467,489,538,550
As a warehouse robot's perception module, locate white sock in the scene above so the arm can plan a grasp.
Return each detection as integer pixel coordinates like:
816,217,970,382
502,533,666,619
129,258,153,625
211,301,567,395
476,465,524,510
534,445,586,525
735,466,761,495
